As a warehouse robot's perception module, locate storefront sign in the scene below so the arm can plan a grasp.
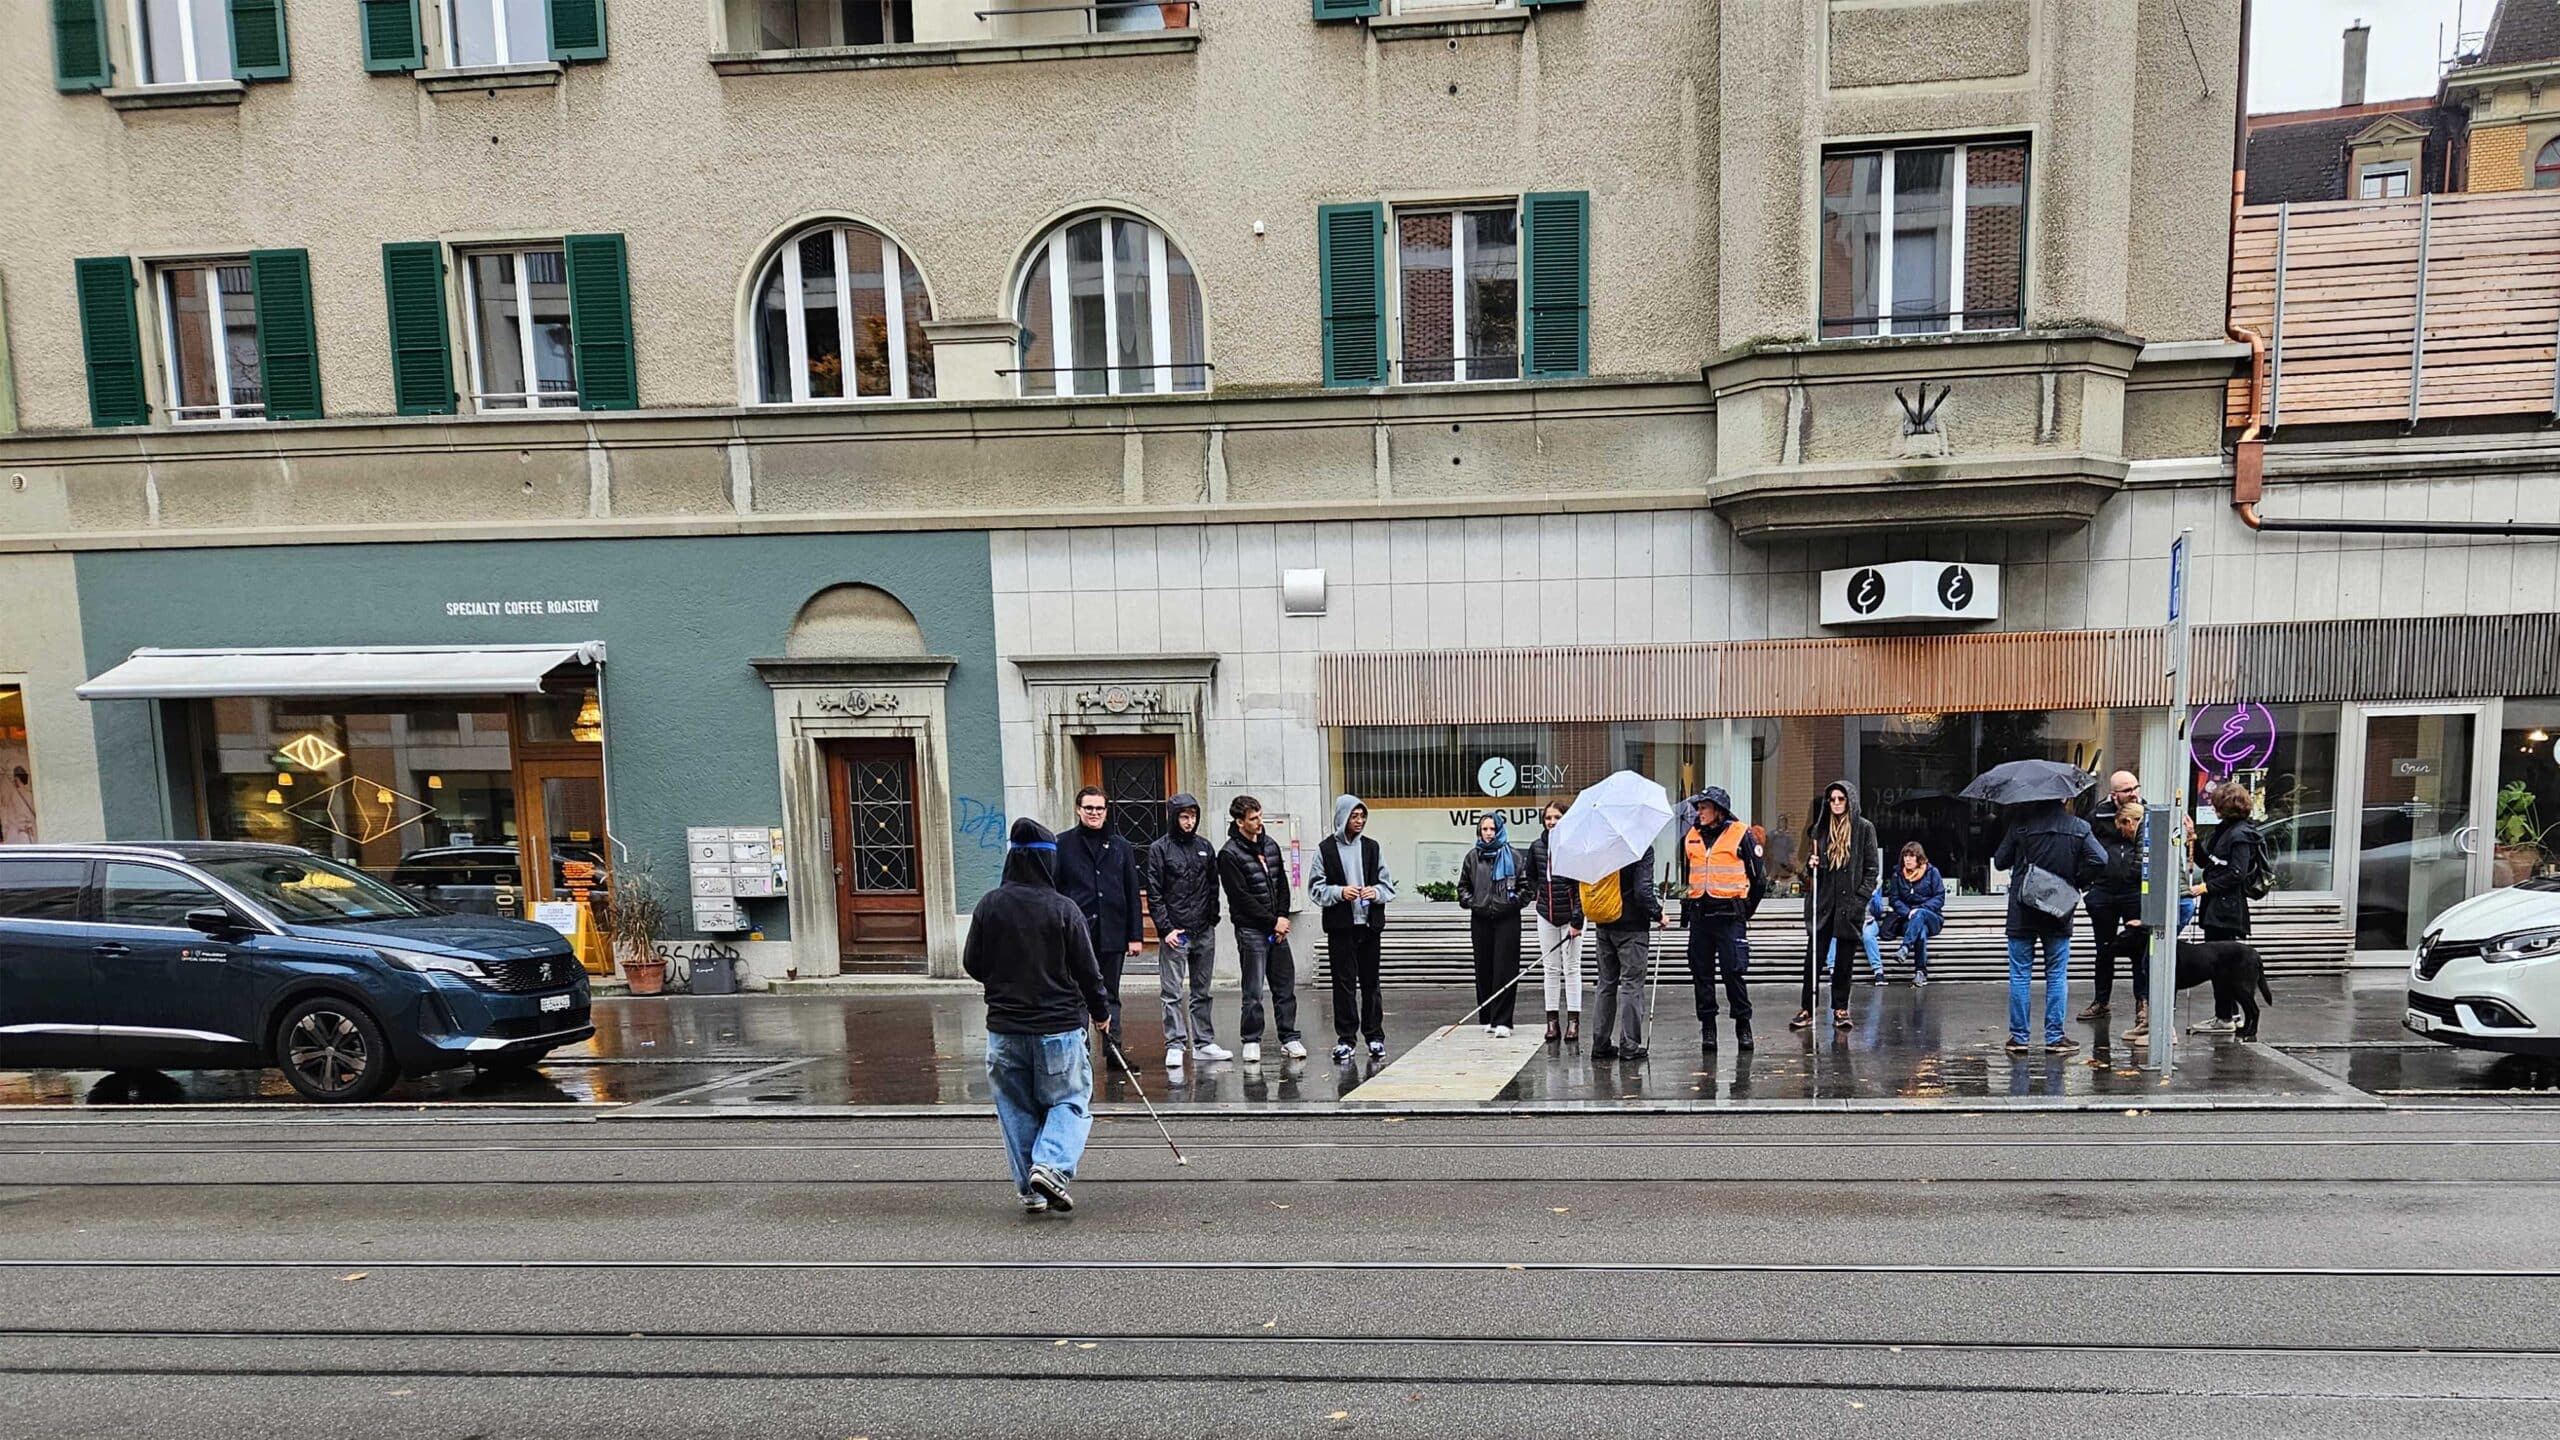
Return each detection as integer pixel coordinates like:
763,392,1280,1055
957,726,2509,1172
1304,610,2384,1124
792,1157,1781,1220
1476,756,1567,797
2190,702,2280,778
443,599,603,617
1818,562,2000,626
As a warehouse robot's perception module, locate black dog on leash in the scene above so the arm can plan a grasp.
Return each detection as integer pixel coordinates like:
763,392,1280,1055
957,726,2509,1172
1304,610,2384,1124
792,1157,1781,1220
2168,940,2273,1040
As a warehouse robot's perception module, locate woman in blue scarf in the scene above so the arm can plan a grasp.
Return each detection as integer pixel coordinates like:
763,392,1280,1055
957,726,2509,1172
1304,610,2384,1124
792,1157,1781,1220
1458,811,1529,1035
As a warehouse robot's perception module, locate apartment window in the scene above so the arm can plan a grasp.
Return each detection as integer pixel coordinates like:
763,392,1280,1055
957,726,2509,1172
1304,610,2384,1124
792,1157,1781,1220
137,0,233,82
2537,138,2560,190
451,0,549,66
1396,205,1520,384
753,0,912,46
752,223,936,403
158,262,262,422
2359,163,2412,199
1820,140,2028,339
1015,213,1207,397
463,248,577,411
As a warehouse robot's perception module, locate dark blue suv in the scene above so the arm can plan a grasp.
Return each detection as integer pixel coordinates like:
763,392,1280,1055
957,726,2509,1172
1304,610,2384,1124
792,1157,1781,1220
0,842,593,1102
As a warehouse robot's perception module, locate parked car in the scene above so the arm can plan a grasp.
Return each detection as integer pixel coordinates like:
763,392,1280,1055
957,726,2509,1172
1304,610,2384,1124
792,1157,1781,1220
0,842,592,1101
2406,877,2560,1059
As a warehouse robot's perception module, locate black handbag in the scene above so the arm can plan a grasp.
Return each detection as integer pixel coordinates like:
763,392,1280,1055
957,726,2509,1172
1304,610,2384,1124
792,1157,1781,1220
2014,862,2082,922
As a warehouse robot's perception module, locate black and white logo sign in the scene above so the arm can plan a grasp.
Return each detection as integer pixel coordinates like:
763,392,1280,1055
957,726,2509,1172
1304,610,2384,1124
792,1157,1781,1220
1937,565,1976,612
1819,561,2001,626
1845,568,1887,616
1477,756,1519,798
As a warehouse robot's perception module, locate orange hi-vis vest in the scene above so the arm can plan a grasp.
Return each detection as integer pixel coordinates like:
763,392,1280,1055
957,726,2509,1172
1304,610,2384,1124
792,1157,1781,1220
1686,823,1750,900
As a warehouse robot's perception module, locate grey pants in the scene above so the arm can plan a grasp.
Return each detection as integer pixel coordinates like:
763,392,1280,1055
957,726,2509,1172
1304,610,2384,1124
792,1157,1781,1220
1590,926,1650,1051
1158,927,1218,1048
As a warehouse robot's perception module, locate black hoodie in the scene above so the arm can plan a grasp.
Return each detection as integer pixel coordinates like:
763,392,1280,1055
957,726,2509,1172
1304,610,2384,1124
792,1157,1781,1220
1144,792,1221,935
1801,779,1882,934
964,818,1111,1037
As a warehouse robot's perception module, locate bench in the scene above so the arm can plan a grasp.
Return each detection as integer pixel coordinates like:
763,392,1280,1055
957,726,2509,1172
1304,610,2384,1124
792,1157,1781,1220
1320,896,2354,988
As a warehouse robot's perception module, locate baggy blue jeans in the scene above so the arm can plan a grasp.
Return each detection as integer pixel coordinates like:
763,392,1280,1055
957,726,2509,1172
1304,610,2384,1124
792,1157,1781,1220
2007,934,2072,1045
984,1028,1093,1196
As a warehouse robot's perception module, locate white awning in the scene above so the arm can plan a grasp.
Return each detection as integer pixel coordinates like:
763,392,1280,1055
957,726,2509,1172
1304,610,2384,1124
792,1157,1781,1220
77,643,607,701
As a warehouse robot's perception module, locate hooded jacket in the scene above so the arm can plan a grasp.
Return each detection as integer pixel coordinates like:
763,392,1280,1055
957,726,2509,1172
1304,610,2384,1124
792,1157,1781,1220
1309,794,1397,935
1218,818,1294,933
1991,800,2109,940
1524,825,1584,929
2087,815,2148,912
1144,793,1221,937
1055,811,1145,953
2197,816,2269,936
963,818,1111,1037
1801,780,1883,934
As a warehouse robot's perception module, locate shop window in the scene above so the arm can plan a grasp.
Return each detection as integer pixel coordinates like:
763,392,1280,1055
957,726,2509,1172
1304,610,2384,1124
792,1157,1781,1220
0,686,36,844
2497,701,2560,885
1820,139,2028,338
751,223,936,404
2189,702,2342,895
158,261,264,422
462,248,577,412
1014,212,1208,397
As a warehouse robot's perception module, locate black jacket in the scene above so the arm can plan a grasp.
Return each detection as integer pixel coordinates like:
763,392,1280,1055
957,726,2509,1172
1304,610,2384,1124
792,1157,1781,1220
1458,843,1528,917
1593,852,1662,934
2197,818,2267,937
1992,803,2109,940
1144,793,1220,936
1218,822,1293,933
1055,818,1145,952
2087,821,2147,912
1801,781,1882,934
964,818,1111,1037
1524,831,1584,929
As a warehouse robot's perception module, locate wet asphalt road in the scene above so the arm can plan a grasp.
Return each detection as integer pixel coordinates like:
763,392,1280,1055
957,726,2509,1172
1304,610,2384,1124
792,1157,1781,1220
2,1107,2557,1439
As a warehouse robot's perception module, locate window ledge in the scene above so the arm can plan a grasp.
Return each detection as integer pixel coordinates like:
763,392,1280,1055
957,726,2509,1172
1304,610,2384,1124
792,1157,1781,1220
418,62,565,93
1369,8,1530,42
103,81,247,111
710,30,1199,75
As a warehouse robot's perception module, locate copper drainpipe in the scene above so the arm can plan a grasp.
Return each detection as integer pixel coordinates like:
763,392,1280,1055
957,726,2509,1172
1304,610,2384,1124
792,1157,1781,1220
2227,0,2267,531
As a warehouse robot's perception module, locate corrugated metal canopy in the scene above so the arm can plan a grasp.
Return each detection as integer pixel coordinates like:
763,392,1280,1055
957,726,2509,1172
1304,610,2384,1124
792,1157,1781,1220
76,643,606,701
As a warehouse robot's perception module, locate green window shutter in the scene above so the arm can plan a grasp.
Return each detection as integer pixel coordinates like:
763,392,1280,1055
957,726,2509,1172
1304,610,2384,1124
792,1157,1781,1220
359,0,423,72
74,257,147,428
563,233,637,411
249,249,323,421
381,243,456,416
1521,190,1590,381
52,0,111,92
1318,203,1387,388
548,0,608,61
1311,0,1379,19
228,0,290,79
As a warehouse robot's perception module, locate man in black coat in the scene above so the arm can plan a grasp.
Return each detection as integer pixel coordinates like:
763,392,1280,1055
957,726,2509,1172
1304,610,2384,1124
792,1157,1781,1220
963,818,1112,1214
1055,785,1144,1064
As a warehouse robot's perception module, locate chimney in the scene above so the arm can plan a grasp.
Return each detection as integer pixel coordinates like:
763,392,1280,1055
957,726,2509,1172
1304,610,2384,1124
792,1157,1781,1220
2342,21,2370,106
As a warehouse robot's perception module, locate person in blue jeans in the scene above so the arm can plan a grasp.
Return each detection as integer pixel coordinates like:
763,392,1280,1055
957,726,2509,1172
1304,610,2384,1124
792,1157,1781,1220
964,817,1113,1214
1991,798,2106,1055
1878,842,1948,984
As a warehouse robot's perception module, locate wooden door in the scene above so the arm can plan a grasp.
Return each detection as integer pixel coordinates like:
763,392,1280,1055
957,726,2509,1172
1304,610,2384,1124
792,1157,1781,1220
517,755,612,972
825,738,928,967
1079,735,1176,941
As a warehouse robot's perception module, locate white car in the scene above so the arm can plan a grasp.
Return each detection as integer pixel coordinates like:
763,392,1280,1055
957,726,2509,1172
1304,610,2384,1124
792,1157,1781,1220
2406,879,2560,1058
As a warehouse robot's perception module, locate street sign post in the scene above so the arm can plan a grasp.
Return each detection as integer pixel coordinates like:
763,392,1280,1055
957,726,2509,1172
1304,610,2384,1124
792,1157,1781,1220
2148,531,2193,1073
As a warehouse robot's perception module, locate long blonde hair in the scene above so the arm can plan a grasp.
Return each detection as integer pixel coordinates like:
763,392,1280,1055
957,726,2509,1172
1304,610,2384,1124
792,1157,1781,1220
1818,786,1851,867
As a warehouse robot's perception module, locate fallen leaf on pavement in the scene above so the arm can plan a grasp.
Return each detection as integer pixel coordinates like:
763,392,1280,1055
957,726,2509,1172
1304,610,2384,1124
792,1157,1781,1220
1549,1207,1571,1214
1076,1343,1097,1350
1262,1319,1278,1330
386,1389,414,1397
1849,1401,1867,1410
1054,1339,1070,1348
1327,1412,1350,1422
1268,1201,1292,1210
1504,1264,1525,1270
339,1272,367,1282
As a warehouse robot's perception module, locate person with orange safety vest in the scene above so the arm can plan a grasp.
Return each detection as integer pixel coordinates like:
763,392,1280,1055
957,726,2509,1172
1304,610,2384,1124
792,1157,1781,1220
1681,786,1766,1052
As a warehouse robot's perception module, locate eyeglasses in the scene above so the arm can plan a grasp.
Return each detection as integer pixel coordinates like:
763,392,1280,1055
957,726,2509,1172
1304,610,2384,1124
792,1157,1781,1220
1077,804,1108,813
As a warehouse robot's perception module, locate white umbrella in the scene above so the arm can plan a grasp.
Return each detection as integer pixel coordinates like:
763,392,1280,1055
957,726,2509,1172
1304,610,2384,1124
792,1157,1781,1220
1548,770,1675,883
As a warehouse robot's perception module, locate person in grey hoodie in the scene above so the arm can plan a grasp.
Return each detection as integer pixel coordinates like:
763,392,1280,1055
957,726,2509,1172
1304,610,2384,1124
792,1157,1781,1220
1145,793,1230,1068
1309,794,1396,1063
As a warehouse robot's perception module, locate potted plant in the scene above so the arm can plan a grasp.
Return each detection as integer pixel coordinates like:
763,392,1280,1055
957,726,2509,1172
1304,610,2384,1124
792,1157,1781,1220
608,860,673,996
1160,2,1194,27
2494,781,2558,886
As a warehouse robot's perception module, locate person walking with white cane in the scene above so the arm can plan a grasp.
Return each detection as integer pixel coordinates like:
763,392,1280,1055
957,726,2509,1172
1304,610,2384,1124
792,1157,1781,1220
1458,812,1529,1038
1795,781,1880,1034
964,818,1113,1215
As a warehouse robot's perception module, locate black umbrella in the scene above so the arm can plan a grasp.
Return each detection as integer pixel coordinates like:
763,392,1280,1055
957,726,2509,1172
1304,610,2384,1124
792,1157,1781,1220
1960,759,2097,806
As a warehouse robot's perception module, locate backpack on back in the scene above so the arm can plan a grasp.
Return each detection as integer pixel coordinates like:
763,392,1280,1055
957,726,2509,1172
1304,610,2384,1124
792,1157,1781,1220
1579,872,1624,926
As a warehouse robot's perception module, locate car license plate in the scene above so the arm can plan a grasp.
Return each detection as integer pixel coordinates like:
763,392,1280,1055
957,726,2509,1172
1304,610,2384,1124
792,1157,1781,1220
540,993,572,1013
2403,1009,2432,1033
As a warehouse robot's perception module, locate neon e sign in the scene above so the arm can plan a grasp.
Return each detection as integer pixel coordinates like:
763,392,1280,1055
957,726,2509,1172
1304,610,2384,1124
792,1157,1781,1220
2190,702,2279,778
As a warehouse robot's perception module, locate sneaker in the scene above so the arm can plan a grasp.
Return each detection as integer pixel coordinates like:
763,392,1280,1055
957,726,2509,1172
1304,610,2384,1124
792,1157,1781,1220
1164,1046,1185,1068
1027,1164,1074,1214
1021,1191,1049,1214
2005,1039,2033,1055
1241,1041,1262,1063
1367,1040,1386,1060
2076,1002,2109,1021
2187,1017,2239,1035
2046,1036,2081,1055
1789,1010,1815,1031
1485,1025,1499,1036
1913,970,1929,989
1332,1043,1354,1063
1196,1042,1233,1062
1619,1045,1649,1061
1492,1025,1512,1039
1281,1039,1308,1060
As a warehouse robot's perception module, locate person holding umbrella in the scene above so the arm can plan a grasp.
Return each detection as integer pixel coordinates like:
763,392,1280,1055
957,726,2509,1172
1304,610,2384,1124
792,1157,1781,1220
1458,811,1530,1037
1970,761,2109,1056
1796,781,1880,1033
1547,772,1677,1062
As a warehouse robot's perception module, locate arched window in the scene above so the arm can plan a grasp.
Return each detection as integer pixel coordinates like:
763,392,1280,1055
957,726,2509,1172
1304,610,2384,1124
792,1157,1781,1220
752,222,935,404
2537,137,2560,191
1014,213,1207,397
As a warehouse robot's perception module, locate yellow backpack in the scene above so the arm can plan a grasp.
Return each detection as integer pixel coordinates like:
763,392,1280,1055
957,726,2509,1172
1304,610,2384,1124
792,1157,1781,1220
1579,872,1624,926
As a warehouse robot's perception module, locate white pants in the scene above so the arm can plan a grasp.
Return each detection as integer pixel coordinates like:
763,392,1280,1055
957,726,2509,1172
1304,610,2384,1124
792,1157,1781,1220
1535,915,1586,1013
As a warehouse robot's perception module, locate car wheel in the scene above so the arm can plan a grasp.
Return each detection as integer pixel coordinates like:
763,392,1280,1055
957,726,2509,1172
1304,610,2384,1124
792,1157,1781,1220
275,998,399,1103
473,1049,553,1076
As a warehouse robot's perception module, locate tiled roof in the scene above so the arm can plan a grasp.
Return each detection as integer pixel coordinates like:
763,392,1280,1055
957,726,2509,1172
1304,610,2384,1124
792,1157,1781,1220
2479,0,2560,67
2245,104,2446,204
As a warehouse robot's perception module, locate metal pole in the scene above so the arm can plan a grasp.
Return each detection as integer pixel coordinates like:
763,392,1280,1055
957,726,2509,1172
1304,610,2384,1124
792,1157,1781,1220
2148,530,2193,1074
2268,202,2290,431
2409,193,2432,430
